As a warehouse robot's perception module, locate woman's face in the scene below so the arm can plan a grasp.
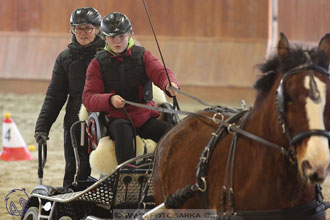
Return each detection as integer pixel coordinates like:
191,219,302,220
71,24,99,46
105,32,131,54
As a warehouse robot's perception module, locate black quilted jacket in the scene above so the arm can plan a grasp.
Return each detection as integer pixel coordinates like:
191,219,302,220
35,35,105,133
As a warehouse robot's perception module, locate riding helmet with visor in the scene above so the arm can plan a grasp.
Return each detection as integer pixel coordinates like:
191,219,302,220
101,12,132,36
70,7,102,27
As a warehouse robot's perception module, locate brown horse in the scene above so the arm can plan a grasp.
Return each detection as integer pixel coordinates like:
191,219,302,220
152,33,330,220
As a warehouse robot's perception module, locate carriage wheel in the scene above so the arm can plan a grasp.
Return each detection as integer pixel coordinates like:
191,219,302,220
22,207,38,220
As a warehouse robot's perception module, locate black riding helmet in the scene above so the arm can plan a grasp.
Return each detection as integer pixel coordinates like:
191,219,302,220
101,12,132,36
70,7,102,27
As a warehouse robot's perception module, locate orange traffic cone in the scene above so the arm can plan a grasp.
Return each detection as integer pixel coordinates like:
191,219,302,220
0,113,32,161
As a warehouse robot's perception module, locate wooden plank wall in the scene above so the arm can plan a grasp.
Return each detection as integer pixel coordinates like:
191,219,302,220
6,0,330,89
0,33,266,87
0,0,269,88
278,0,330,43
0,0,268,39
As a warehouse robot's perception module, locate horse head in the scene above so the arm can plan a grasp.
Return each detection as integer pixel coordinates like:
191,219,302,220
255,33,330,184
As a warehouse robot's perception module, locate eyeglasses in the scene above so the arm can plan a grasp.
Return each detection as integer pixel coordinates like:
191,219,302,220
72,27,94,34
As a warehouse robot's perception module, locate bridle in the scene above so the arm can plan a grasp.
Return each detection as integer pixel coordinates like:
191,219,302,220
275,52,330,162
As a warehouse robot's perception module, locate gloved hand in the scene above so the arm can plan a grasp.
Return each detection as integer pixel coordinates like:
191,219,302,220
166,82,179,96
34,131,49,145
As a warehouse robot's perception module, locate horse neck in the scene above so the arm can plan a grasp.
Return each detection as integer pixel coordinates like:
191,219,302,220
248,79,289,147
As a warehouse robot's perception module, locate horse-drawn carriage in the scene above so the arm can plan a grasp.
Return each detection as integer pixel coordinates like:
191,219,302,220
23,33,330,220
22,85,179,220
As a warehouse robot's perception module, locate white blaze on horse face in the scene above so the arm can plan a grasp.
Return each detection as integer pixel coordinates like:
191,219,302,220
303,76,330,179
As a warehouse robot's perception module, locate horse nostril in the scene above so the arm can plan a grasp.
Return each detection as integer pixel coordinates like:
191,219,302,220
308,172,324,183
302,160,312,171
302,160,326,183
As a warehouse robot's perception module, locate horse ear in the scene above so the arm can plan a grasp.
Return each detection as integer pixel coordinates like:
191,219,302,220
319,33,330,63
277,32,290,58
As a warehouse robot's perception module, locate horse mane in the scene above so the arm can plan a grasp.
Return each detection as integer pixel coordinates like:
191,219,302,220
252,45,329,108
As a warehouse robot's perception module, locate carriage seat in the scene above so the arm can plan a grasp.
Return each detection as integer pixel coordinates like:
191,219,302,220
79,84,179,176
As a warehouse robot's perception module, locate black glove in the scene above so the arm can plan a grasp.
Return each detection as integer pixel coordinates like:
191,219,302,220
34,131,49,145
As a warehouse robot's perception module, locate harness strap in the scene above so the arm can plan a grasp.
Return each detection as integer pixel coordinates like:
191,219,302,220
225,112,250,214
220,132,237,213
233,199,325,220
291,129,330,146
196,110,249,209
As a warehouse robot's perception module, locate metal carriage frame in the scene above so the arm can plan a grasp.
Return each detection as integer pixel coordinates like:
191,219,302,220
23,153,155,220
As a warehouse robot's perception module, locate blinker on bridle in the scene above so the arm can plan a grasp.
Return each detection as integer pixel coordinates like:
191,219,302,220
276,51,330,155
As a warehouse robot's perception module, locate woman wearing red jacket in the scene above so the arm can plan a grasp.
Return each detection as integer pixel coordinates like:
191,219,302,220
82,12,179,164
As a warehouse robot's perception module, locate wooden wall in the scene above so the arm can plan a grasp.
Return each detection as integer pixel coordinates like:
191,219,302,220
0,0,269,88
1,0,329,89
278,0,330,43
0,0,268,39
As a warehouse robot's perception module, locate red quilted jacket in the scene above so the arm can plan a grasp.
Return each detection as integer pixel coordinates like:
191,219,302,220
82,46,178,128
